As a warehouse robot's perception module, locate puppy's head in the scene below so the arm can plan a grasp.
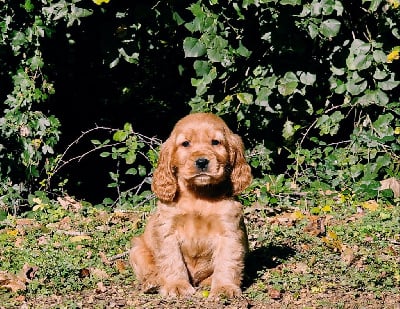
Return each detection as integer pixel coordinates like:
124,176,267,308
152,113,252,202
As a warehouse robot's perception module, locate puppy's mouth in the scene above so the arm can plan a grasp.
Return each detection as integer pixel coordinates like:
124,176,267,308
190,172,224,186
191,173,212,184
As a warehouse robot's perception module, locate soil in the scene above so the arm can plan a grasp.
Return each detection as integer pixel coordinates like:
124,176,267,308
12,282,400,308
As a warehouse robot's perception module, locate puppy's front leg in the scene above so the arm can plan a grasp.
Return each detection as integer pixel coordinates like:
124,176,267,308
210,228,247,297
156,234,195,297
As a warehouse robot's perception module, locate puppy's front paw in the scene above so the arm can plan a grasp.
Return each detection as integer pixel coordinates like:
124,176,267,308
210,284,242,298
160,280,195,297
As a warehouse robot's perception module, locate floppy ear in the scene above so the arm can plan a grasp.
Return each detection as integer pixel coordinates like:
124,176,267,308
228,133,252,196
151,138,178,202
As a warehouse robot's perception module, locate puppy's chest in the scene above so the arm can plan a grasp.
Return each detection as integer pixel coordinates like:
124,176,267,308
173,212,224,240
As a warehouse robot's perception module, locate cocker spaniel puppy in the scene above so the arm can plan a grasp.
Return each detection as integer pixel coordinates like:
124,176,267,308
129,113,252,298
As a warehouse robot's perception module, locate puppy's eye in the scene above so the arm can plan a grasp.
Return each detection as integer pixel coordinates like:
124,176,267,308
181,141,190,147
211,139,220,146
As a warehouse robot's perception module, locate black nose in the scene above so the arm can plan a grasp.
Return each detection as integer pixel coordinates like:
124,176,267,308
195,158,209,171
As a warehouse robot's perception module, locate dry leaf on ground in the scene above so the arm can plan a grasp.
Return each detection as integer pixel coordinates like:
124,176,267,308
0,264,38,292
380,177,400,197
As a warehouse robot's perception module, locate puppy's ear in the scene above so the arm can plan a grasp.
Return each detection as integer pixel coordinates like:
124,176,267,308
151,138,177,202
228,133,252,196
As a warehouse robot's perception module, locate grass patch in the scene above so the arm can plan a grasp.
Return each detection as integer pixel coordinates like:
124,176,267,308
0,193,399,307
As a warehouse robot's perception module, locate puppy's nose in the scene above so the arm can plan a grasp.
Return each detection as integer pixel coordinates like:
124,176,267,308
195,158,209,171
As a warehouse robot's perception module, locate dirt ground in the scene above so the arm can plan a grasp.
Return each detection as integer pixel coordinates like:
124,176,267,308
12,282,400,309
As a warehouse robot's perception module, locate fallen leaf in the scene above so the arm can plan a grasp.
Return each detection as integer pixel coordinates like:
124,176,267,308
321,230,343,251
96,281,107,293
341,245,356,266
0,271,26,292
6,229,18,237
293,262,309,274
380,177,400,197
57,196,82,212
0,264,37,293
69,235,92,243
361,200,379,211
89,267,109,279
304,216,326,237
79,268,90,278
99,251,111,265
268,288,282,299
115,260,127,273
16,218,39,227
321,205,332,212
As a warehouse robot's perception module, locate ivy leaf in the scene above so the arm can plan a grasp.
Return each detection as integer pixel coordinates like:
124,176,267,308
282,120,295,139
278,72,298,96
193,60,211,76
236,93,253,105
300,72,316,86
319,19,341,38
373,113,394,138
378,78,400,91
183,37,206,57
346,79,367,95
281,0,301,5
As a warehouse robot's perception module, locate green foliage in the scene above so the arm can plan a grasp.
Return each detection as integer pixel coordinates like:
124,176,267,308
176,0,400,198
93,123,160,209
0,0,399,213
0,0,92,213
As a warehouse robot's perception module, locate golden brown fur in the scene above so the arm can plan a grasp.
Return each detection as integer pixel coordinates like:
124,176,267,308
129,113,252,297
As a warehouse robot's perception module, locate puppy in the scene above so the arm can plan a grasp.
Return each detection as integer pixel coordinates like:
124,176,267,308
129,113,252,297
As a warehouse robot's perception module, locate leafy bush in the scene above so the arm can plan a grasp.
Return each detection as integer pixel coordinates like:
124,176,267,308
1,0,399,213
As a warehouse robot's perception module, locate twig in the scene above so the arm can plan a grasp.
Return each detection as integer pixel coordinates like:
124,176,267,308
108,251,129,262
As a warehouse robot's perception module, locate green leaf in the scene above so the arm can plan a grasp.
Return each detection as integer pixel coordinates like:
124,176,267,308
138,165,147,177
183,37,206,58
123,123,133,133
300,72,316,86
346,54,372,71
172,11,185,26
378,78,400,91
373,114,394,138
373,69,388,80
368,0,383,12
355,89,389,106
278,82,298,96
113,130,128,142
346,79,367,95
281,0,301,5
372,50,387,63
193,60,211,76
237,41,251,57
0,210,7,221
29,55,44,70
125,151,137,165
282,120,295,139
126,168,137,175
319,19,341,38
23,0,34,12
278,72,299,96
236,93,253,105
308,23,319,39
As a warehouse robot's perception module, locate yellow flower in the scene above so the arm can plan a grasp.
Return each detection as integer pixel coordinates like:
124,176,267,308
92,0,110,5
387,46,400,63
388,0,400,8
6,229,18,237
